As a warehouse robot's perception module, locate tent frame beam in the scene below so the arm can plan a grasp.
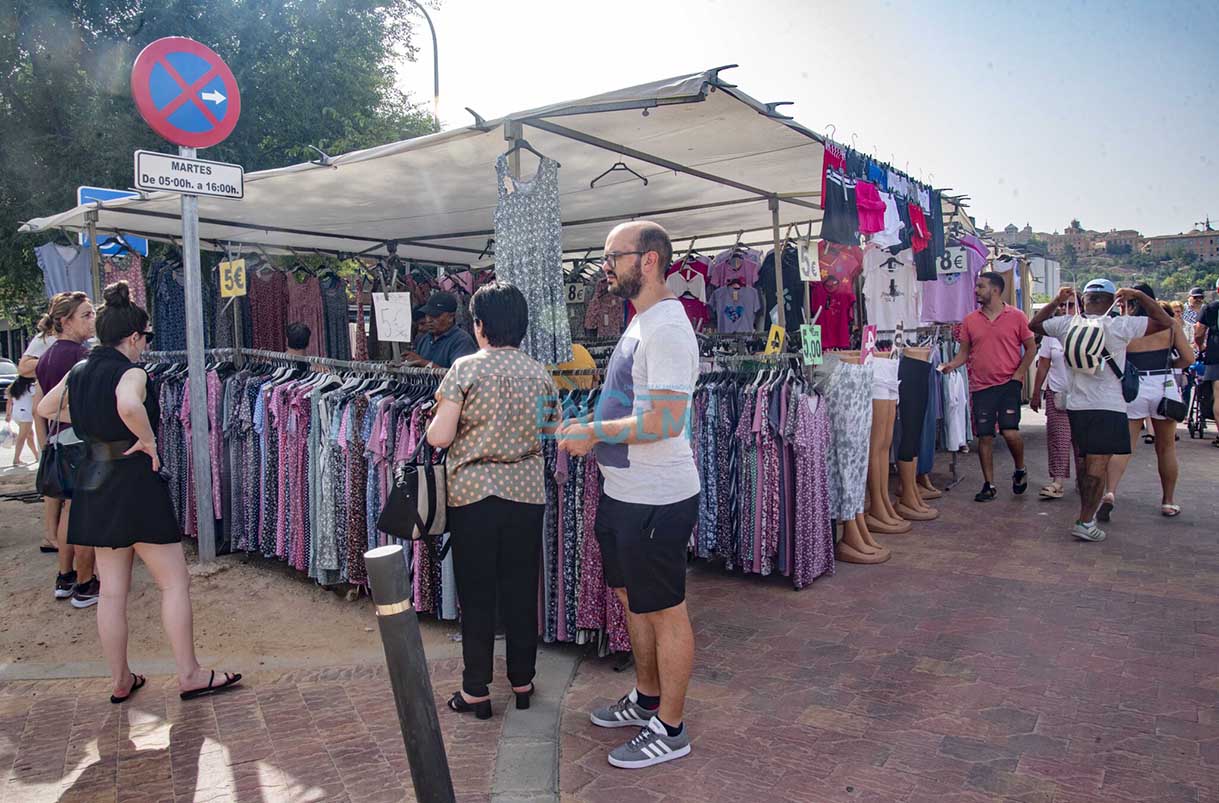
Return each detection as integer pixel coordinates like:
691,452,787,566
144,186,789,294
521,117,822,212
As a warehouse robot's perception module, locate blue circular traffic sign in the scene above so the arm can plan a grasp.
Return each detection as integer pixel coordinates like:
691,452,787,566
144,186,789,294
131,37,241,148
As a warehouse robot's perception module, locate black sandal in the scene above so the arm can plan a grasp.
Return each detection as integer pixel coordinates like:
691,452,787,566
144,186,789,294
1012,469,1028,495
514,684,535,711
974,483,997,502
110,673,146,705
179,670,242,700
448,691,492,719
39,542,59,554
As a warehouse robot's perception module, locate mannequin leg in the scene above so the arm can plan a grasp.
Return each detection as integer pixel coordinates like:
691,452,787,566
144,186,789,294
866,400,910,533
855,513,890,557
917,474,943,499
896,459,939,520
836,519,891,564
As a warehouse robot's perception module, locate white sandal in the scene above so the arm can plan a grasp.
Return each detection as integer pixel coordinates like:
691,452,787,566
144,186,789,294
1039,482,1064,499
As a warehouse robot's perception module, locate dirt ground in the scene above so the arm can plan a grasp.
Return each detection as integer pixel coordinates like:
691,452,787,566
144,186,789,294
0,456,459,677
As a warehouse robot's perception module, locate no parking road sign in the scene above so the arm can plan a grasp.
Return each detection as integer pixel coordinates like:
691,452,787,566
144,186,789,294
131,37,241,149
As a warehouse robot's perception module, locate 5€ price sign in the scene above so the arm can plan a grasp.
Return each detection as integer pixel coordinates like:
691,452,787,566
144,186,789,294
763,324,786,355
800,324,823,365
219,259,247,298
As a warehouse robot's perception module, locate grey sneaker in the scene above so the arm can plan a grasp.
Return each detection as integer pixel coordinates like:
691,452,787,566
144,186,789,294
590,689,659,728
608,717,691,769
1071,520,1106,542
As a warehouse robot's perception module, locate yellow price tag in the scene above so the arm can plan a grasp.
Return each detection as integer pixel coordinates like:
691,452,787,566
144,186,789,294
763,324,786,355
219,259,247,298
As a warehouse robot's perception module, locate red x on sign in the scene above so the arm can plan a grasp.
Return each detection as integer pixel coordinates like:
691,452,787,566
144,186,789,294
131,37,241,149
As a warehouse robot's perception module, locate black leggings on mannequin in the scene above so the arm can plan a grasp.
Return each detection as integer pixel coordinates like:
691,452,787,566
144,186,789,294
896,356,929,461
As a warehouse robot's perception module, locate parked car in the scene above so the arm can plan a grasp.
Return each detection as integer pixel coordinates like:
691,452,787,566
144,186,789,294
0,357,17,400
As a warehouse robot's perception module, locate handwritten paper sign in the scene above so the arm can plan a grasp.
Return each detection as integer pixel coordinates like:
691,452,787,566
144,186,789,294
372,292,414,342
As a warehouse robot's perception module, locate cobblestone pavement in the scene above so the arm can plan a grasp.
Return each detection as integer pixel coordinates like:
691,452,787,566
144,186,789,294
561,432,1219,802
0,660,505,803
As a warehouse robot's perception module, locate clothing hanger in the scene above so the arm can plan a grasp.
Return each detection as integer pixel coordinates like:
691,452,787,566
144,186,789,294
500,138,560,168
590,159,648,189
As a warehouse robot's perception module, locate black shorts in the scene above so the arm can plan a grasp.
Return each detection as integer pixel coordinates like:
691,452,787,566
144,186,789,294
595,493,698,615
972,380,1023,437
1068,410,1132,456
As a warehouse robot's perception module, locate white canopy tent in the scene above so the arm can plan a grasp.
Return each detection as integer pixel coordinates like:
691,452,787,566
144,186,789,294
21,67,827,265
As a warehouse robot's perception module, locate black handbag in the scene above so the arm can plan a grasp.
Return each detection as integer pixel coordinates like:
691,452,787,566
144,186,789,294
376,437,447,543
1156,350,1187,422
35,365,87,500
1102,348,1139,403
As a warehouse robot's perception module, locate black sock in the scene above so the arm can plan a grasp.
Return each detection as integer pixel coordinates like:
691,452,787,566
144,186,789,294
658,717,683,737
635,690,660,710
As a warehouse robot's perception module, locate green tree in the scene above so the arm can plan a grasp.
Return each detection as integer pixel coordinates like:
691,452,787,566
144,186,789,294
0,0,436,325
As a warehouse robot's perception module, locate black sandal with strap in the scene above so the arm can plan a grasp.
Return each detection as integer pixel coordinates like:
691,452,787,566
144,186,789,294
111,673,146,705
180,670,242,700
448,691,492,720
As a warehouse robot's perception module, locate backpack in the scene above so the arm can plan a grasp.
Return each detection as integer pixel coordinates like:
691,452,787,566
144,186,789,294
1062,302,1139,403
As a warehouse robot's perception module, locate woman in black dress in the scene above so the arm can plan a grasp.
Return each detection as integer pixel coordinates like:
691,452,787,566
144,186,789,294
38,282,240,704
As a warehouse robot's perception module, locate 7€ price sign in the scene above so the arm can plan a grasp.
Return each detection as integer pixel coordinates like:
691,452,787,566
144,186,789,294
800,324,823,365
218,258,247,298
763,324,786,355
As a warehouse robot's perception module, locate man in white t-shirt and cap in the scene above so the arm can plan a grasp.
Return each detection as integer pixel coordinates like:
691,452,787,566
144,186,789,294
558,221,700,770
1031,279,1174,542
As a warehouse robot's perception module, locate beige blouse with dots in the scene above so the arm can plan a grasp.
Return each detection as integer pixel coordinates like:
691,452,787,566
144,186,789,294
437,347,560,507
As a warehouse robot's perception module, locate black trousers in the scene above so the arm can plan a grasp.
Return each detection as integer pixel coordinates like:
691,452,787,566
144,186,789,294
447,496,544,697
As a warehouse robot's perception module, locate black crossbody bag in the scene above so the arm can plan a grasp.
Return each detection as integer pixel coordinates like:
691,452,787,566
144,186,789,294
376,437,450,557
35,364,87,500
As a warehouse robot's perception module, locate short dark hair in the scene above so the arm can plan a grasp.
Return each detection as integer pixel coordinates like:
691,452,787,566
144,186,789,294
286,322,312,350
979,271,1005,293
96,282,149,346
470,282,528,348
636,223,673,278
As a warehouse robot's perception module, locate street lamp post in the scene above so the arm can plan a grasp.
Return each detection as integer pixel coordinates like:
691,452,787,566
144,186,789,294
407,0,440,129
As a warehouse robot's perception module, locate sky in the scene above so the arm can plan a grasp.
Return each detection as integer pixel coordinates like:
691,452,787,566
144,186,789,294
394,0,1218,238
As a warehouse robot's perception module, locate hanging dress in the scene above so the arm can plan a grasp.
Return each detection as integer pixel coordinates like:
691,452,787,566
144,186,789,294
492,155,573,365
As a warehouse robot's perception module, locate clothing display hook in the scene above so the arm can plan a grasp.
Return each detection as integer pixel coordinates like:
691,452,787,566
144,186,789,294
306,145,336,168
478,238,494,260
824,124,836,141
590,159,648,189
851,133,858,149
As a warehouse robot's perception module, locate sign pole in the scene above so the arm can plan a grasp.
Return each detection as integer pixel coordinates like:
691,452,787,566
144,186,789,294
180,145,217,563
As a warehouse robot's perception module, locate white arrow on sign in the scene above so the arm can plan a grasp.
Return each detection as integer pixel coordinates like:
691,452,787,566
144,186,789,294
200,89,226,105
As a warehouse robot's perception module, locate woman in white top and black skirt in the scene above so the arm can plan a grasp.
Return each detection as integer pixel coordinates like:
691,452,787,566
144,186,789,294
38,282,241,705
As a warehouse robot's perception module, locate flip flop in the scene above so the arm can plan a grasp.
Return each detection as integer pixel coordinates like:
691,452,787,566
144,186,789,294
1039,484,1064,499
179,671,242,701
1161,504,1181,518
1097,495,1115,523
110,673,146,705
39,542,59,553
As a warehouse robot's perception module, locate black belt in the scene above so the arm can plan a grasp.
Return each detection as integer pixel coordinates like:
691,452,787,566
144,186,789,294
88,440,138,462
1136,369,1174,376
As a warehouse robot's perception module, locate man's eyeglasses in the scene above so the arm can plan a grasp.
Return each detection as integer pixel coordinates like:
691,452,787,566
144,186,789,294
600,251,649,270
141,330,154,342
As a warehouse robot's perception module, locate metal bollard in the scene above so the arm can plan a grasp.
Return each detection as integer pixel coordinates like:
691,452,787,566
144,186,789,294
364,544,456,803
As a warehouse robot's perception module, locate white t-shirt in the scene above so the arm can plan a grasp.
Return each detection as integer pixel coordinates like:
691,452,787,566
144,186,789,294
594,297,701,505
1036,336,1069,394
1043,315,1149,413
862,247,920,332
22,333,57,359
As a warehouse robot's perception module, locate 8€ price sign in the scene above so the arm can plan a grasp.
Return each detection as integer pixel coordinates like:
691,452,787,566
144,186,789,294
800,324,823,365
218,258,247,298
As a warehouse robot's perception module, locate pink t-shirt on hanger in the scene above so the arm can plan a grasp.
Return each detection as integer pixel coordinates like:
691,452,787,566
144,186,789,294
920,235,986,324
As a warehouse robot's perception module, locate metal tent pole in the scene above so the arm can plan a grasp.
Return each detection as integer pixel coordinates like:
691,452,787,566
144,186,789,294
770,197,785,329
86,210,102,301
180,145,217,563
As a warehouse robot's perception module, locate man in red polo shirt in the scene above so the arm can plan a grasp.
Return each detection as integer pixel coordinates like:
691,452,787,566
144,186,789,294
938,272,1036,502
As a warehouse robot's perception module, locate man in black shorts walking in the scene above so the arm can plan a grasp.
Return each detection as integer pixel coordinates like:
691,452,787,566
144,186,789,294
1032,281,1173,541
559,221,699,770
938,272,1037,501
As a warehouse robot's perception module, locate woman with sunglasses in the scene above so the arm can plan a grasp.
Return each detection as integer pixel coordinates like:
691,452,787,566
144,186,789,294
38,281,240,705
1029,297,1077,498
